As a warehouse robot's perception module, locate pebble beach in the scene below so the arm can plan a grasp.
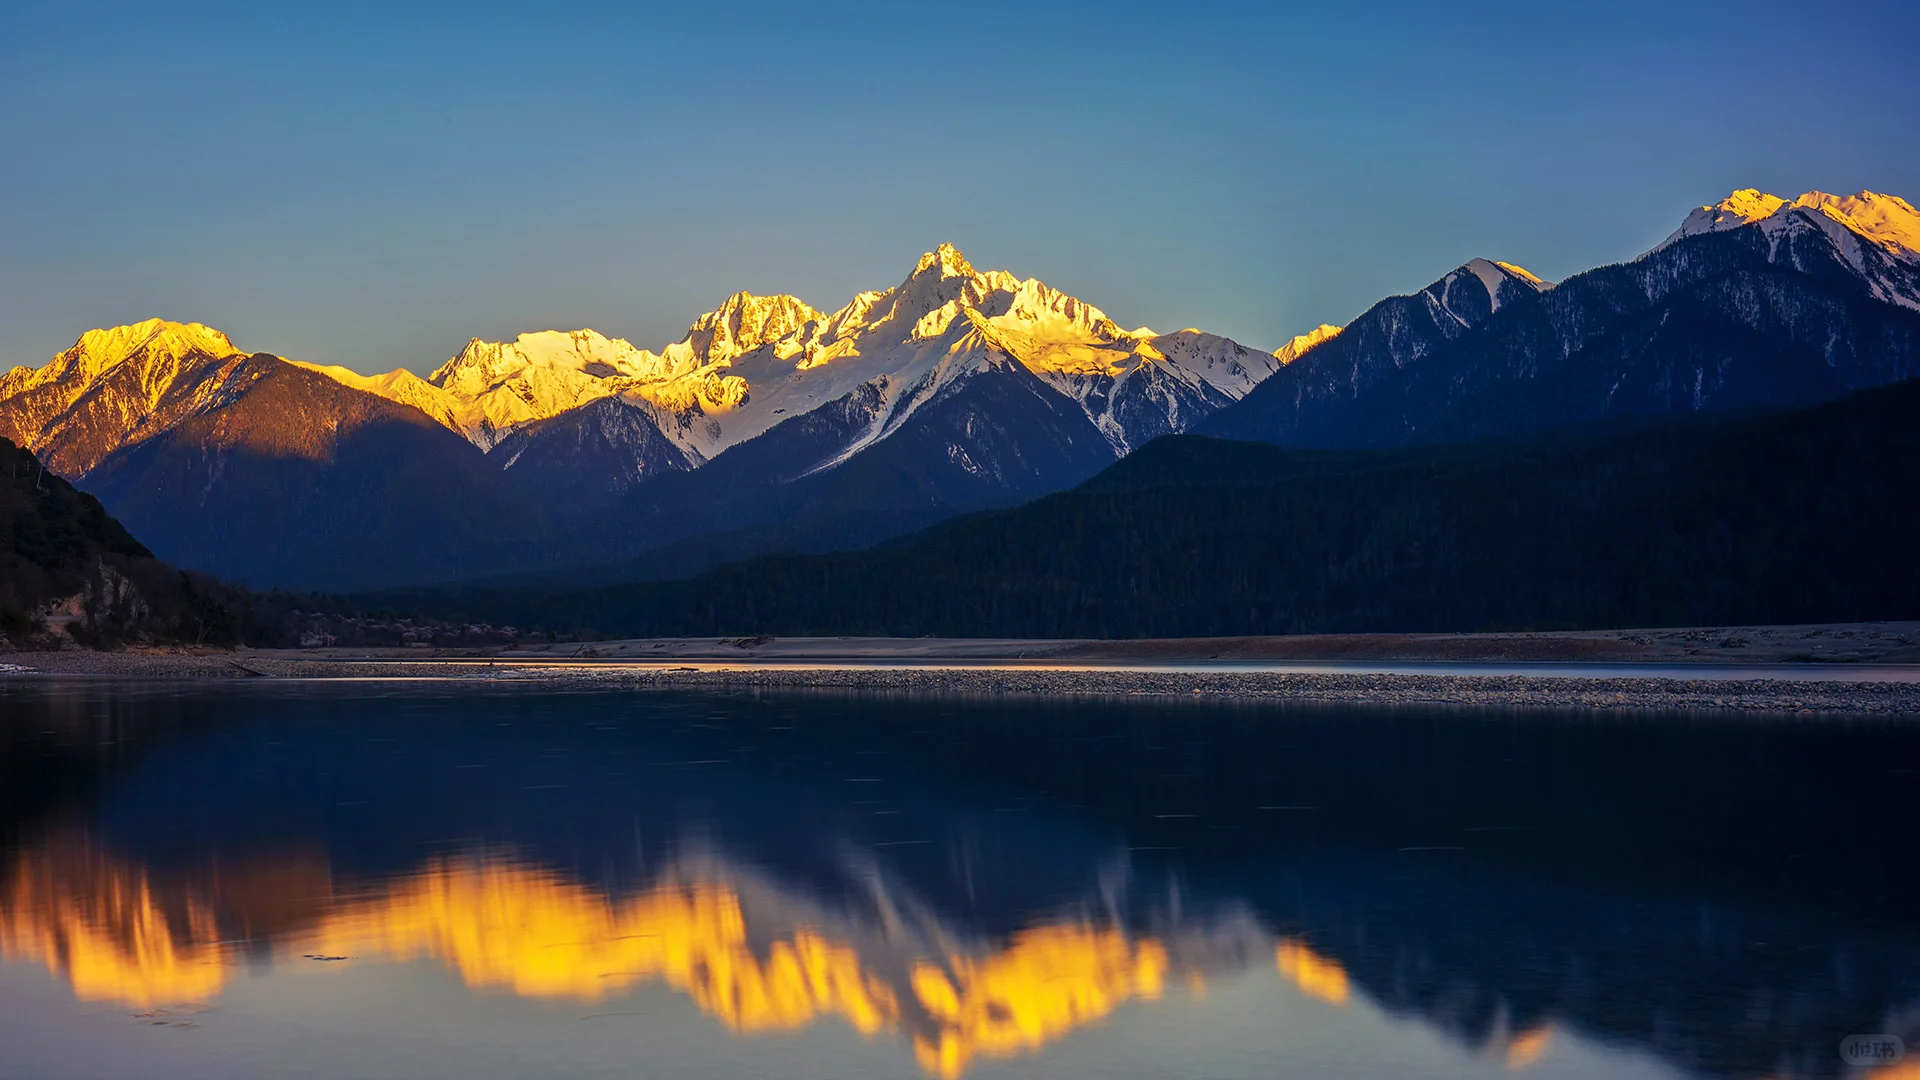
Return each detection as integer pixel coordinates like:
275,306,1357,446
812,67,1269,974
5,646,1920,715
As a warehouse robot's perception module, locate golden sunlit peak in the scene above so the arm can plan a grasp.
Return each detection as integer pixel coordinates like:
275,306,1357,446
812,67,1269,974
684,292,825,361
69,318,242,371
914,242,976,279
1706,188,1788,222
1665,186,1920,258
1274,323,1342,364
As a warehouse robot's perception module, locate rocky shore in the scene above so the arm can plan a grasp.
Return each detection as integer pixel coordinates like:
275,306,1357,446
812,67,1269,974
4,648,1919,715
493,665,1920,714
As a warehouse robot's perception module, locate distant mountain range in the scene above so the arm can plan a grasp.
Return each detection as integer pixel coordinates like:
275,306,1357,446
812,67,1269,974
3,189,1917,592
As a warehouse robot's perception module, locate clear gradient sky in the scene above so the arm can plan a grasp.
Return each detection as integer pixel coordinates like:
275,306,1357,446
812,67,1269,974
4,0,1917,374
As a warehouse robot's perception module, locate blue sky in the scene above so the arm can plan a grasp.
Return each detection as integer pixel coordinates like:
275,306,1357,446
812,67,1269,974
3,0,1916,373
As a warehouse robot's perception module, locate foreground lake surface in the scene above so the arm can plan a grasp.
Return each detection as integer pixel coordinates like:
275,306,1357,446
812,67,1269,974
2,682,1915,1079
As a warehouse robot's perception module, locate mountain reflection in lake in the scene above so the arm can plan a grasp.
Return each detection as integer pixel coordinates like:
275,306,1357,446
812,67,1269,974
1,682,1916,1080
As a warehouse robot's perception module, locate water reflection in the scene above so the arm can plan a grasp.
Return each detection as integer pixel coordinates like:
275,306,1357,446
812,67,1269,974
3,838,229,1005
1,681,1917,1080
1,834,1275,1076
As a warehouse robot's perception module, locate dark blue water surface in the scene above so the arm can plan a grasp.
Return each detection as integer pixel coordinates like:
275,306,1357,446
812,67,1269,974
1,680,1916,1080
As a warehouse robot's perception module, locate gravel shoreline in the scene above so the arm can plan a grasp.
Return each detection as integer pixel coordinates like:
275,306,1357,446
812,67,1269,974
497,666,1920,714
4,652,1918,714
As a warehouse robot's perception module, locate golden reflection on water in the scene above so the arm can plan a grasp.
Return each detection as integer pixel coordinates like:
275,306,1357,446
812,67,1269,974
0,844,226,1007
0,841,1275,1076
306,854,900,1035
1503,1023,1554,1069
909,925,1169,1078
1275,937,1350,1005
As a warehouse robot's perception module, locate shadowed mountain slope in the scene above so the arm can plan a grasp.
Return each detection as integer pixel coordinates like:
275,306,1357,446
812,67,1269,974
79,361,553,591
390,380,1920,637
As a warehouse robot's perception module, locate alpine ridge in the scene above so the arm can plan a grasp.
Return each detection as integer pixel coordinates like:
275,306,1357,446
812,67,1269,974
303,242,1279,466
6,191,1920,592
0,246,1281,587
1204,187,1920,447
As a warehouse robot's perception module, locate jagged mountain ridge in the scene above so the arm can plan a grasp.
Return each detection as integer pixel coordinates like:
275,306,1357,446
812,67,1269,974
0,247,1281,587
1201,258,1549,447
1204,188,1920,447
306,243,1278,468
8,190,1919,591
574,345,1122,565
274,245,1283,514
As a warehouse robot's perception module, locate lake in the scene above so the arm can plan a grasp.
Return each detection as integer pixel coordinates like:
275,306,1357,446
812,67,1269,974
2,680,1916,1079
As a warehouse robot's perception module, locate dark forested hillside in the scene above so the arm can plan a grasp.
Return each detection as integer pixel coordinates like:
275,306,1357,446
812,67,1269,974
387,380,1920,638
0,438,247,647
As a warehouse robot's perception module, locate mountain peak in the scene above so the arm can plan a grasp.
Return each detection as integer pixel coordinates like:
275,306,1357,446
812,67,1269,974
1787,190,1920,255
430,329,642,391
1663,187,1919,258
684,292,823,363
1430,259,1548,319
912,242,976,280
1458,257,1547,291
70,319,241,372
1274,324,1343,365
1707,188,1787,225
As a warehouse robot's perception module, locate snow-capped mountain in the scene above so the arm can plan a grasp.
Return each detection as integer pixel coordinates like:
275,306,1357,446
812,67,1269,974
0,319,254,476
1273,324,1343,365
489,396,700,516
0,247,1279,586
1660,188,1920,310
1202,258,1551,445
1206,189,1920,447
306,243,1277,471
9,192,1918,592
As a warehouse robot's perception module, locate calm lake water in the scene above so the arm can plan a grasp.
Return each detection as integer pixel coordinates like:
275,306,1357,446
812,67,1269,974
1,681,1916,1080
